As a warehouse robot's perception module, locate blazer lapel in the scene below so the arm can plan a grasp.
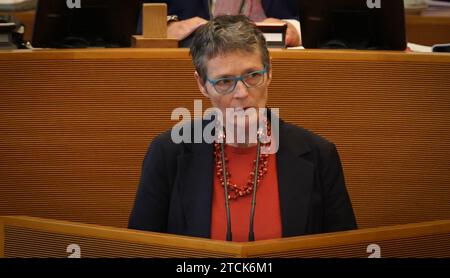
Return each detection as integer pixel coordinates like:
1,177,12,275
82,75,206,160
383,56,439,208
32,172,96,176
177,140,214,238
276,120,315,237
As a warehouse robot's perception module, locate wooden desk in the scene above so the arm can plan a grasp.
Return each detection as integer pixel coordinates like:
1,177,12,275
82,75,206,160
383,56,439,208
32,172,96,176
406,15,450,45
0,49,450,231
1,216,449,257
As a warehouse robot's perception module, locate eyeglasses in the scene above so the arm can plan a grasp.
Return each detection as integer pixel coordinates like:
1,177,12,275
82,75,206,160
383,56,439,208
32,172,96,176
206,66,268,95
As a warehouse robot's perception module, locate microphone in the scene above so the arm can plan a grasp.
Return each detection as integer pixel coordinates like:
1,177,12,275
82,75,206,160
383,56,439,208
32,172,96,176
219,134,232,241
220,139,261,242
218,118,265,242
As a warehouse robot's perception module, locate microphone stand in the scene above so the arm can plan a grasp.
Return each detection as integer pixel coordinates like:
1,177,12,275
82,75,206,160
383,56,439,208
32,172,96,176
219,123,265,242
220,136,233,241
248,130,262,241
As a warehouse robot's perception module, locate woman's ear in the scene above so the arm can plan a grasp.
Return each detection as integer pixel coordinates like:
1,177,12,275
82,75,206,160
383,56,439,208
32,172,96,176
195,71,209,98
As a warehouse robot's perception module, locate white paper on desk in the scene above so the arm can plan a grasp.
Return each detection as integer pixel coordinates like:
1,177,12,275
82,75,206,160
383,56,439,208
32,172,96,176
264,33,283,42
287,46,305,50
407,42,433,52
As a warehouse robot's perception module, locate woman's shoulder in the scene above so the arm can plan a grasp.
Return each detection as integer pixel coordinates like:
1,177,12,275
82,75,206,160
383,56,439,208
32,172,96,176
279,120,342,173
280,120,336,151
148,119,207,154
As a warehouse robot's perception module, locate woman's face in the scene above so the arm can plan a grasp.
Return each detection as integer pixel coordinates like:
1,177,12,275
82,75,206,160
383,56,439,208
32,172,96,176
195,49,272,137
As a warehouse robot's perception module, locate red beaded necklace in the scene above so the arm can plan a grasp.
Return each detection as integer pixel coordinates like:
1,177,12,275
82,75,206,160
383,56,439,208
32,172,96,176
213,123,271,200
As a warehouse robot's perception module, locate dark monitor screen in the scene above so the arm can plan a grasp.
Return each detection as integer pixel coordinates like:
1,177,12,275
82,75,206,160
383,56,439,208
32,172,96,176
32,0,142,48
299,0,406,50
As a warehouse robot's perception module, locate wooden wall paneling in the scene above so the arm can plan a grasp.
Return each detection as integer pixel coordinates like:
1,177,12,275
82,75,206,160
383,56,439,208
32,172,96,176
0,49,449,230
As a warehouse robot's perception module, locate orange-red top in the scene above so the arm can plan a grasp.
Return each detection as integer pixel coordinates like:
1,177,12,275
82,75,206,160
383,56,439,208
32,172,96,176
210,144,282,242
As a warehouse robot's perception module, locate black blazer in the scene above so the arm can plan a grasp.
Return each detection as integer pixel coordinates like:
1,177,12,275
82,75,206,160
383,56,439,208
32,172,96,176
129,118,357,238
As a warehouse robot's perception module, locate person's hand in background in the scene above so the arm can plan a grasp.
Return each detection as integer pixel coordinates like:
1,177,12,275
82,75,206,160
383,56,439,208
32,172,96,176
260,17,301,47
167,17,208,41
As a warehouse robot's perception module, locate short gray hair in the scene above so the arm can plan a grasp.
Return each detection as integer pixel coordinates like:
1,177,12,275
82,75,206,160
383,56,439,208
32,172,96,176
190,15,270,82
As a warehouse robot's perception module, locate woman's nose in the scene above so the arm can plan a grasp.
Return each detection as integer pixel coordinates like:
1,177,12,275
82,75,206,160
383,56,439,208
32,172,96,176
232,80,249,98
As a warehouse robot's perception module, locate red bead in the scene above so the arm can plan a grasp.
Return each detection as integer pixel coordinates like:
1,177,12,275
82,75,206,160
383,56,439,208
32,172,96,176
214,139,270,200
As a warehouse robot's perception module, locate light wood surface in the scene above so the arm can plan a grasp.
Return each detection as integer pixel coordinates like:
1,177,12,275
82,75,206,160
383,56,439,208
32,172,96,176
0,49,450,231
2,48,450,61
1,216,449,258
142,3,167,38
406,15,450,45
244,219,450,257
0,218,3,258
132,36,178,48
0,216,241,258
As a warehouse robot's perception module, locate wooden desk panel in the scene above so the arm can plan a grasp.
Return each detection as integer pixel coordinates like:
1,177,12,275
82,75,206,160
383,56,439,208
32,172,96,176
246,220,450,258
0,216,241,258
406,15,450,45
0,49,450,230
1,216,449,258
